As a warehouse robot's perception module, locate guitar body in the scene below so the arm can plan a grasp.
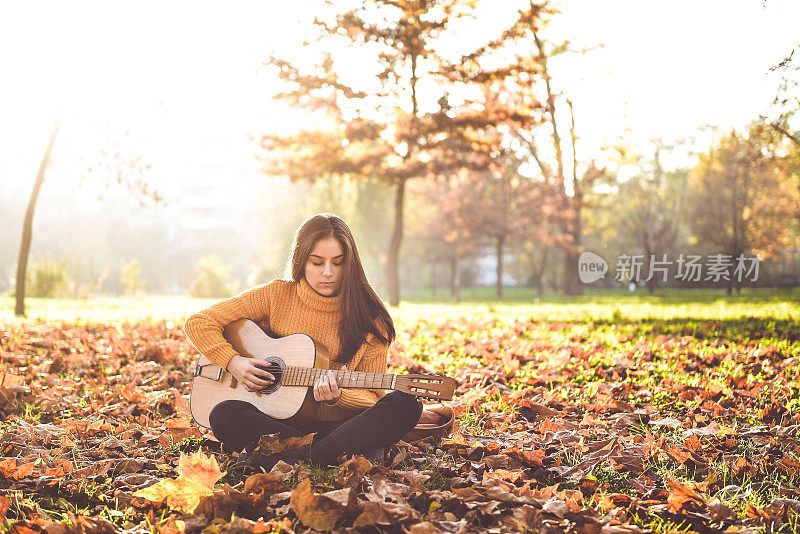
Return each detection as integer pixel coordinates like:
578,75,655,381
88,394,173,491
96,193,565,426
190,320,330,428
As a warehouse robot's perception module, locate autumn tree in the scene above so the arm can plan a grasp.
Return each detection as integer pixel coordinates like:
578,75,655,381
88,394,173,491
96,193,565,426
406,175,482,302
689,121,799,294
530,36,583,296
259,0,549,305
617,144,686,293
524,45,609,296
461,158,552,298
766,45,800,148
15,117,161,316
514,231,554,295
442,1,608,296
763,46,800,243
15,116,60,315
438,18,609,294
407,148,557,299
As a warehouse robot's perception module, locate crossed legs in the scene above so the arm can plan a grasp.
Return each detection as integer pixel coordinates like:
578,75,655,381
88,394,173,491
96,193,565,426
208,391,423,466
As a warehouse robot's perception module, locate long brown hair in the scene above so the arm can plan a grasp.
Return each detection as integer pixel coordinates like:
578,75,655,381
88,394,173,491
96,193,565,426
284,213,395,362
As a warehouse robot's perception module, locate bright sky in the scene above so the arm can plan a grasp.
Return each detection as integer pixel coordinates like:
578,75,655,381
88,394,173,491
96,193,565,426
0,0,798,202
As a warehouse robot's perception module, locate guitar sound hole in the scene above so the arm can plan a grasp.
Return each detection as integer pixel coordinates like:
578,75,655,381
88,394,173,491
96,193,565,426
254,359,283,394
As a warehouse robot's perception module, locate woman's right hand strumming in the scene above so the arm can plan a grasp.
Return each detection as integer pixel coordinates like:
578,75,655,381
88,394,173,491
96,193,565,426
227,355,275,392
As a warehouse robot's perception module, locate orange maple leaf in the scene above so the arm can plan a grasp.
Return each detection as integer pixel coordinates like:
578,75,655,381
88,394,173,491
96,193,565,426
134,450,225,514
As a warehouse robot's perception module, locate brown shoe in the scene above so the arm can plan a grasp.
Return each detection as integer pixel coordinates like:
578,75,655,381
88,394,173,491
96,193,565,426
402,403,455,444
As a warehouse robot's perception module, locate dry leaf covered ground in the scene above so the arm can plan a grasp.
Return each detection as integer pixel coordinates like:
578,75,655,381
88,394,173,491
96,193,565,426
0,312,798,533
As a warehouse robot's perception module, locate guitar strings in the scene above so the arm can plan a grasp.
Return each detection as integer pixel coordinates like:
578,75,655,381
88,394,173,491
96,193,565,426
280,366,396,390
254,362,446,396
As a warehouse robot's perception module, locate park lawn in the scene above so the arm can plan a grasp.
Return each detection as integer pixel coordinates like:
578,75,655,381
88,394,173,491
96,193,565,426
2,286,799,325
0,287,798,532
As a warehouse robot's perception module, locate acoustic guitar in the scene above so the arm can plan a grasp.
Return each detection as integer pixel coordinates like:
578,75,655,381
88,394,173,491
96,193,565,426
189,319,456,428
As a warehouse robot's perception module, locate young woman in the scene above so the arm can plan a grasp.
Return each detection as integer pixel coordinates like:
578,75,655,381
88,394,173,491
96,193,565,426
183,213,422,470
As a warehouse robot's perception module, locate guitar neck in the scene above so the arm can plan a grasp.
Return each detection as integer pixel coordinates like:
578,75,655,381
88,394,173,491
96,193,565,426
282,367,395,390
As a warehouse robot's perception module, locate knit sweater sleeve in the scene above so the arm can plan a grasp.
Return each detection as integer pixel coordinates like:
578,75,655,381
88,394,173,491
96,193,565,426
326,322,389,411
183,281,277,371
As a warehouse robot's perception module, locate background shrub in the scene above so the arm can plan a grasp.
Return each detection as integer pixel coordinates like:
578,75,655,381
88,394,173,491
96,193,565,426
26,256,75,298
121,258,147,295
188,255,239,298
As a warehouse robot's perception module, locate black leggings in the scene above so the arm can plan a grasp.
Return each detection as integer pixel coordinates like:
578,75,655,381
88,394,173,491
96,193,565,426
208,391,423,466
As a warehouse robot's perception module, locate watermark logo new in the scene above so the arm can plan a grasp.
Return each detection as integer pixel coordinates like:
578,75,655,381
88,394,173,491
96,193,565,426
577,252,761,284
578,252,608,283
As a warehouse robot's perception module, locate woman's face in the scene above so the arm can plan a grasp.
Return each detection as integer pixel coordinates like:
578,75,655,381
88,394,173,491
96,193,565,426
304,237,344,296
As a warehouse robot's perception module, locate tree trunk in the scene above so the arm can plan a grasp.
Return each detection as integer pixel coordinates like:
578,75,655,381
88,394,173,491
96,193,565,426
559,197,584,296
534,274,544,296
450,247,460,303
533,32,564,200
534,31,585,296
534,248,549,296
568,205,584,296
430,262,436,296
645,244,656,295
385,47,419,307
15,115,60,316
386,177,406,306
562,248,579,295
495,234,504,298
733,248,743,294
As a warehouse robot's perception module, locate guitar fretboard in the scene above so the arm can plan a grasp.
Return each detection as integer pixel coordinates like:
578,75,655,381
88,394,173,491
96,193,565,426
281,367,394,389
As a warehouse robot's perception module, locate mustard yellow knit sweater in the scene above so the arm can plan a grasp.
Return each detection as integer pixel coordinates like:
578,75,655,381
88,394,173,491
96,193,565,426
183,277,389,421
